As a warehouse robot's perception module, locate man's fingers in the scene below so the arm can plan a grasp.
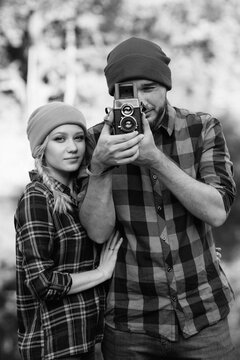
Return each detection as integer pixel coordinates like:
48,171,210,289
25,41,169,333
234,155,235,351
114,144,140,159
111,133,144,151
111,148,140,166
112,131,140,144
100,128,142,148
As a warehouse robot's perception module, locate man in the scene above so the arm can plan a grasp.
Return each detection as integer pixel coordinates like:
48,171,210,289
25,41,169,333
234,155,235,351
79,37,237,359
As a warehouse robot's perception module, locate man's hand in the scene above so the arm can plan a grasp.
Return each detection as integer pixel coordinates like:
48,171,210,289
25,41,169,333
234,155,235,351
132,113,160,168
91,110,144,173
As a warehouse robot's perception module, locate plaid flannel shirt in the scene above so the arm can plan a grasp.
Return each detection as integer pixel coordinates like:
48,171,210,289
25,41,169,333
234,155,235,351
86,103,236,341
15,174,105,360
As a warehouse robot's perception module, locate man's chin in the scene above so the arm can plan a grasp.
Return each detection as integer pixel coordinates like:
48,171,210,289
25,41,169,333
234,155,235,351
145,111,155,123
147,107,166,130
145,113,157,129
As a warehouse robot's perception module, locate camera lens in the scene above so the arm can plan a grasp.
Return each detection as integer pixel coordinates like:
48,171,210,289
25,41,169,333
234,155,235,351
119,116,137,132
121,104,134,116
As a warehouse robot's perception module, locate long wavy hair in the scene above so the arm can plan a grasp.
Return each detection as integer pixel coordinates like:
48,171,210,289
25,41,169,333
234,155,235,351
33,135,76,214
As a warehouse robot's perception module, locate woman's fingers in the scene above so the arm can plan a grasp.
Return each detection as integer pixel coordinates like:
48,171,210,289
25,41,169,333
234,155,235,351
106,230,121,250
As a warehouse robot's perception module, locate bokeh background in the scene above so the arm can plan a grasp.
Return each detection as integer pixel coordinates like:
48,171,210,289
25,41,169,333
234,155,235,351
0,0,239,358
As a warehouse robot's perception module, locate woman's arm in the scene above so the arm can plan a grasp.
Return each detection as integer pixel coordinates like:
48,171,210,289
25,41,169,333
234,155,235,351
16,188,119,300
16,189,72,300
69,231,122,294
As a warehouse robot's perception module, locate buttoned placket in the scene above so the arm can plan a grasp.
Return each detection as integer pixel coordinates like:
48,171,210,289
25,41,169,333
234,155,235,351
150,170,178,308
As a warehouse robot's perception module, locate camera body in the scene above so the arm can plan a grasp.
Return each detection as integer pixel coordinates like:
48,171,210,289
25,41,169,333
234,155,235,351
113,82,143,134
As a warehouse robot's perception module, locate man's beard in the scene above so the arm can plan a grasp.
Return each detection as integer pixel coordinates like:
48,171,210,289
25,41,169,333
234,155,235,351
150,107,165,130
147,101,167,132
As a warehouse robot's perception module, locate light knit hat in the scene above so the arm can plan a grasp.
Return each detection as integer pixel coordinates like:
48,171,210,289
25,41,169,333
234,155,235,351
104,37,172,96
27,102,87,157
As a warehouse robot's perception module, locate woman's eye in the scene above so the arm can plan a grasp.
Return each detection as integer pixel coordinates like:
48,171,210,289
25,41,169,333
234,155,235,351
54,136,65,142
75,135,85,141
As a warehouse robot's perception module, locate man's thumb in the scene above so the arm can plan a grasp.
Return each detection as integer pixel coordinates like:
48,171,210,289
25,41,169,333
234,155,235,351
102,110,114,134
142,113,150,132
102,121,112,134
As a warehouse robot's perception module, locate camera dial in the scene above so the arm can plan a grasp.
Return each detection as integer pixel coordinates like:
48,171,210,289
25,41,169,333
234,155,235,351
121,103,134,116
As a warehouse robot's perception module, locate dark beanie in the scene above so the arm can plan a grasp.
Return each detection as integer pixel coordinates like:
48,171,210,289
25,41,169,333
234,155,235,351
104,37,172,96
27,102,87,157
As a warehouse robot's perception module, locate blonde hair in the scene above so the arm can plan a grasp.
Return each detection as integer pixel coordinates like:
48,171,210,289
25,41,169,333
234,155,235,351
33,136,75,214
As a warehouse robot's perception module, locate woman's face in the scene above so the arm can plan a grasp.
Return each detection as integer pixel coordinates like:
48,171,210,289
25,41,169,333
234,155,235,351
44,124,85,185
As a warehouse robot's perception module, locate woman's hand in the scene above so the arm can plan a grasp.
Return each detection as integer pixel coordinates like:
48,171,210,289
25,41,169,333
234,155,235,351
216,247,222,262
97,230,123,280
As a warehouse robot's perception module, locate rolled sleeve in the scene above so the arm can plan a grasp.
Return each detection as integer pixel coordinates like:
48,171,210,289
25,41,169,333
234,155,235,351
200,117,236,213
17,190,73,301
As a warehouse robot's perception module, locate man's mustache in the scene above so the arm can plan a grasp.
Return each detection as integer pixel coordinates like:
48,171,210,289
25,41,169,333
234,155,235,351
140,102,154,113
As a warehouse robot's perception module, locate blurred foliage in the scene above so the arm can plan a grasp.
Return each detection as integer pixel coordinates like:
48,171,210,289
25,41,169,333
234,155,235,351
0,264,19,360
0,0,240,118
0,0,239,358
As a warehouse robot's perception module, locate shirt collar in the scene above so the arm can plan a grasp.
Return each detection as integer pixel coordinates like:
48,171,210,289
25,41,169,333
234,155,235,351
29,170,76,196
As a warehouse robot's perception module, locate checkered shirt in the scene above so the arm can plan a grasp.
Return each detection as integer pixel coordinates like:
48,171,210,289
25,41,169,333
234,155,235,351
15,174,105,359
86,103,236,341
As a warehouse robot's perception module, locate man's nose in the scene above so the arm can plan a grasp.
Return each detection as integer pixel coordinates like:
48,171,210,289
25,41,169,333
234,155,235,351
137,90,143,102
137,91,147,109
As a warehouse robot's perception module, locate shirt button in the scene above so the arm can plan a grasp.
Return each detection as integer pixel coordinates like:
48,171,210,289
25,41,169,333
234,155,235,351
157,205,162,212
167,267,172,272
152,174,157,180
171,296,177,302
161,235,167,241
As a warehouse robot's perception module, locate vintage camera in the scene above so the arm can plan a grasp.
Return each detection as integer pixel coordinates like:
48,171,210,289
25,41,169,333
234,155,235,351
113,82,143,134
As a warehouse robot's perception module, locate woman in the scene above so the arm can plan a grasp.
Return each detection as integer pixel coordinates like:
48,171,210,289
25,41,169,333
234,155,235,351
14,102,122,360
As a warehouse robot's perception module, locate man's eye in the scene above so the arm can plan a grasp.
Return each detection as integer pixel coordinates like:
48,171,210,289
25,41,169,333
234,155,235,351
143,86,155,92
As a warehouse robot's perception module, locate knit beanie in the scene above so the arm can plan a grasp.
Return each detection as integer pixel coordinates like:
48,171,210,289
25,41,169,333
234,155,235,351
104,37,172,96
27,102,87,157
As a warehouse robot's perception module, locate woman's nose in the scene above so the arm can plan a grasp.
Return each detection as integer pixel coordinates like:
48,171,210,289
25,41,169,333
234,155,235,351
67,140,78,152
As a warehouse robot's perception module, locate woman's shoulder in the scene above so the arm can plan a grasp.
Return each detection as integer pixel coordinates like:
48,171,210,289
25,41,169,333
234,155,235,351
24,179,50,197
17,177,53,210
15,179,54,224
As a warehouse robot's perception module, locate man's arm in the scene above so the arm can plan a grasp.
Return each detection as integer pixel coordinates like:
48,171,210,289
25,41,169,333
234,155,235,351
79,120,144,243
79,170,115,243
151,150,226,227
133,115,235,227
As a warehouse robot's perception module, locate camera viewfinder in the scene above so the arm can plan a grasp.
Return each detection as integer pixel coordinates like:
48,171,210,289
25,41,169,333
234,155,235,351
118,84,134,99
